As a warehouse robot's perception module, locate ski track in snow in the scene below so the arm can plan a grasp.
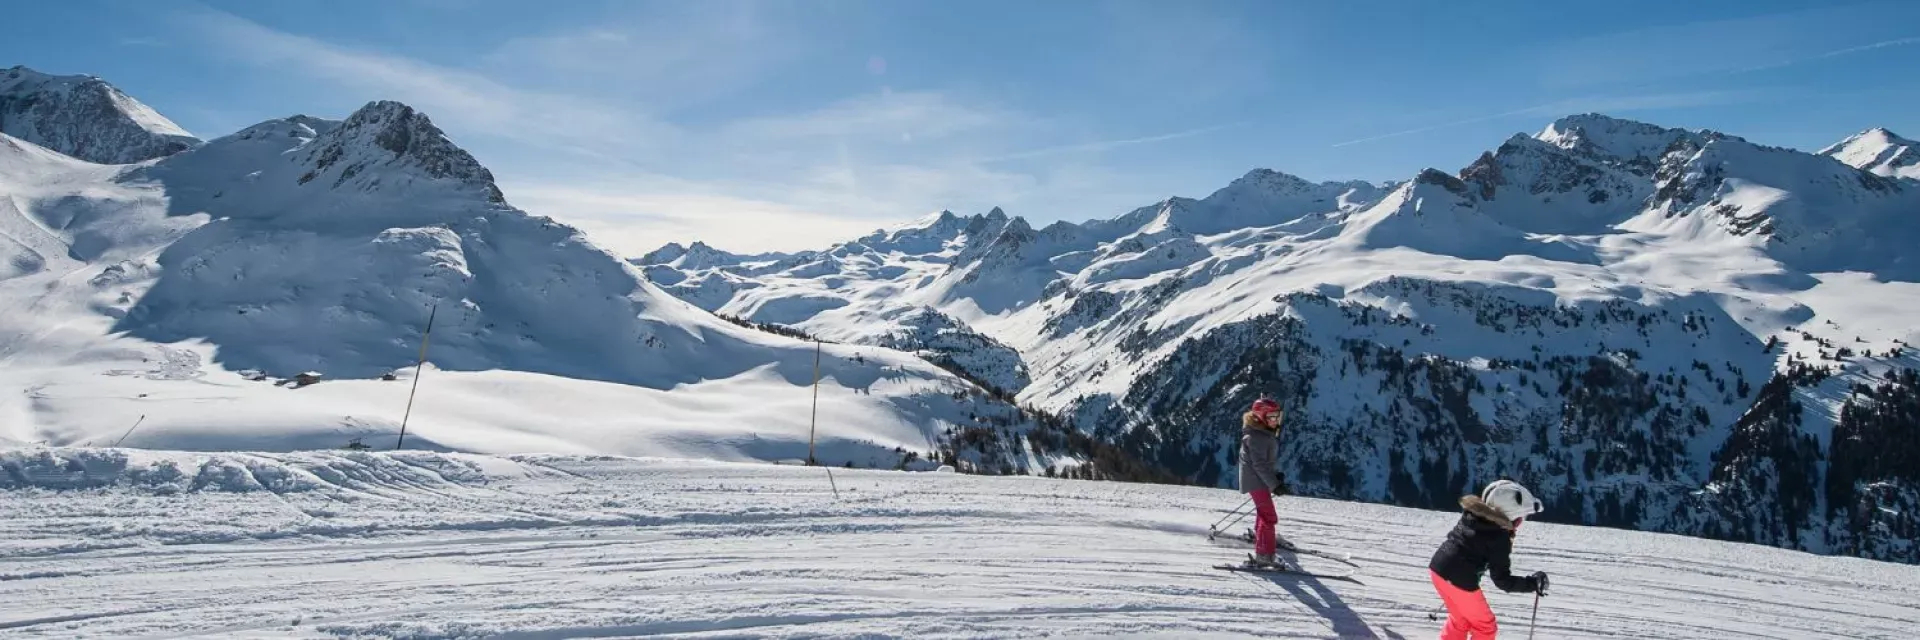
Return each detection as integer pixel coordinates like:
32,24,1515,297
3,450,1916,639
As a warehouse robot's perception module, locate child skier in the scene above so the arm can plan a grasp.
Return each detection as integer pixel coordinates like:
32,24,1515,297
1238,397,1294,567
1427,479,1550,639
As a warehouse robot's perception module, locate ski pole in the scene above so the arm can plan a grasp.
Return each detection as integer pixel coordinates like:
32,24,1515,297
1208,500,1253,541
1219,505,1253,534
1526,591,1541,640
1209,497,1253,532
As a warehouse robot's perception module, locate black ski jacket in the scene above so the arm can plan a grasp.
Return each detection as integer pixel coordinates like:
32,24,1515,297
1428,495,1541,593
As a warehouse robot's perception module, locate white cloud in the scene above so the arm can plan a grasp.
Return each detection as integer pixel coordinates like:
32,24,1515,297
503,180,887,256
175,4,1219,255
184,6,677,162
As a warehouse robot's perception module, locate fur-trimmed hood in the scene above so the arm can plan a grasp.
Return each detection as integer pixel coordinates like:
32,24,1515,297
1460,495,1515,530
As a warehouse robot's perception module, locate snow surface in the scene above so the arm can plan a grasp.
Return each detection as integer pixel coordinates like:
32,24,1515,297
3,448,1916,639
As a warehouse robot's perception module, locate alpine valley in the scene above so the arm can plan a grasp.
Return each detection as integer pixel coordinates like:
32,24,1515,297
638,114,1920,564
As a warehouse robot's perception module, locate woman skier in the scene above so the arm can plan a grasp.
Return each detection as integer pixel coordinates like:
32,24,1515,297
1238,396,1294,567
1427,479,1551,639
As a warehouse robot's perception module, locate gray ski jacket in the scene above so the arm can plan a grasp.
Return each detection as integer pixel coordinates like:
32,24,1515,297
1238,411,1281,494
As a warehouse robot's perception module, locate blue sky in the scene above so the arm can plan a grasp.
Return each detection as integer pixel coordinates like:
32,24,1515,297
5,0,1919,253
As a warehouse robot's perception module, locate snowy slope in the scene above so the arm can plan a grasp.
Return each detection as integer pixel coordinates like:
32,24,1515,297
0,77,1105,475
640,113,1920,564
0,66,199,165
3,448,1916,639
1823,127,1920,180
0,129,203,347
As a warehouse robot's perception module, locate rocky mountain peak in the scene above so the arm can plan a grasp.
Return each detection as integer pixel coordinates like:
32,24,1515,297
637,242,688,265
1227,168,1315,193
1413,167,1472,197
293,100,503,203
1535,113,1729,176
0,65,200,164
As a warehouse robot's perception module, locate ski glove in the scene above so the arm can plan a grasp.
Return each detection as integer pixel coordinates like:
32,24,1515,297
1530,571,1550,596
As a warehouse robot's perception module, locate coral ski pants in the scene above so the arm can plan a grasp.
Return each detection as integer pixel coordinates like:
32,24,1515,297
1250,489,1278,556
1430,569,1498,639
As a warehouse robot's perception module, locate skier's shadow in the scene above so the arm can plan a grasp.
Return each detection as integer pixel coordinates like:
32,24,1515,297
1237,551,1382,640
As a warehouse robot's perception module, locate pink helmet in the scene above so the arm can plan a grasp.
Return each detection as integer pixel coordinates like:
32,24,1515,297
1250,397,1281,420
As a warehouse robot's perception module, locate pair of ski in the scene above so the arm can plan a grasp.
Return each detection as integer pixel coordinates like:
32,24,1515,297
1207,527,1358,580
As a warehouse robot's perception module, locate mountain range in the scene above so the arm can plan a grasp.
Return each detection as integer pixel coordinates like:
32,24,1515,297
2,64,1915,564
637,115,1920,564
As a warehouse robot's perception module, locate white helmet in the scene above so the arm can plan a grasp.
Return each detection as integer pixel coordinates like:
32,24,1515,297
1481,479,1544,521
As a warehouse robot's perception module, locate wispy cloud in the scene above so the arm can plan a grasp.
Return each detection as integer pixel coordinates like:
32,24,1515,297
182,6,677,163
1326,3,1918,152
1734,35,1920,74
1330,107,1546,148
476,3,789,111
170,5,1111,255
719,90,1020,145
1330,90,1772,148
1529,4,1898,91
978,122,1247,162
166,5,1304,255
1329,78,1790,149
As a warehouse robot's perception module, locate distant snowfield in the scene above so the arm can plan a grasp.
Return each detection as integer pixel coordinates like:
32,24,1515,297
3,449,1917,639
0,337,951,467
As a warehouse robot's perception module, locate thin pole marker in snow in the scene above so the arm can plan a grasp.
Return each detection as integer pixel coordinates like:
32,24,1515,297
806,338,840,499
111,415,146,447
809,338,821,465
395,303,437,451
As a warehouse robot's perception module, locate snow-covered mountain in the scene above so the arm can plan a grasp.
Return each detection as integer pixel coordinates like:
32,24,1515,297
634,240,799,273
0,65,199,165
641,113,1920,564
0,70,1152,479
1824,127,1920,180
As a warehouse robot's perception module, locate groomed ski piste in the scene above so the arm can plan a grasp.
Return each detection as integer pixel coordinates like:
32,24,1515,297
4,448,1918,639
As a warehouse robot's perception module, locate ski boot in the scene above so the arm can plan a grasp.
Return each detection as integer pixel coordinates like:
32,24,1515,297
1241,528,1301,553
1245,552,1280,568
